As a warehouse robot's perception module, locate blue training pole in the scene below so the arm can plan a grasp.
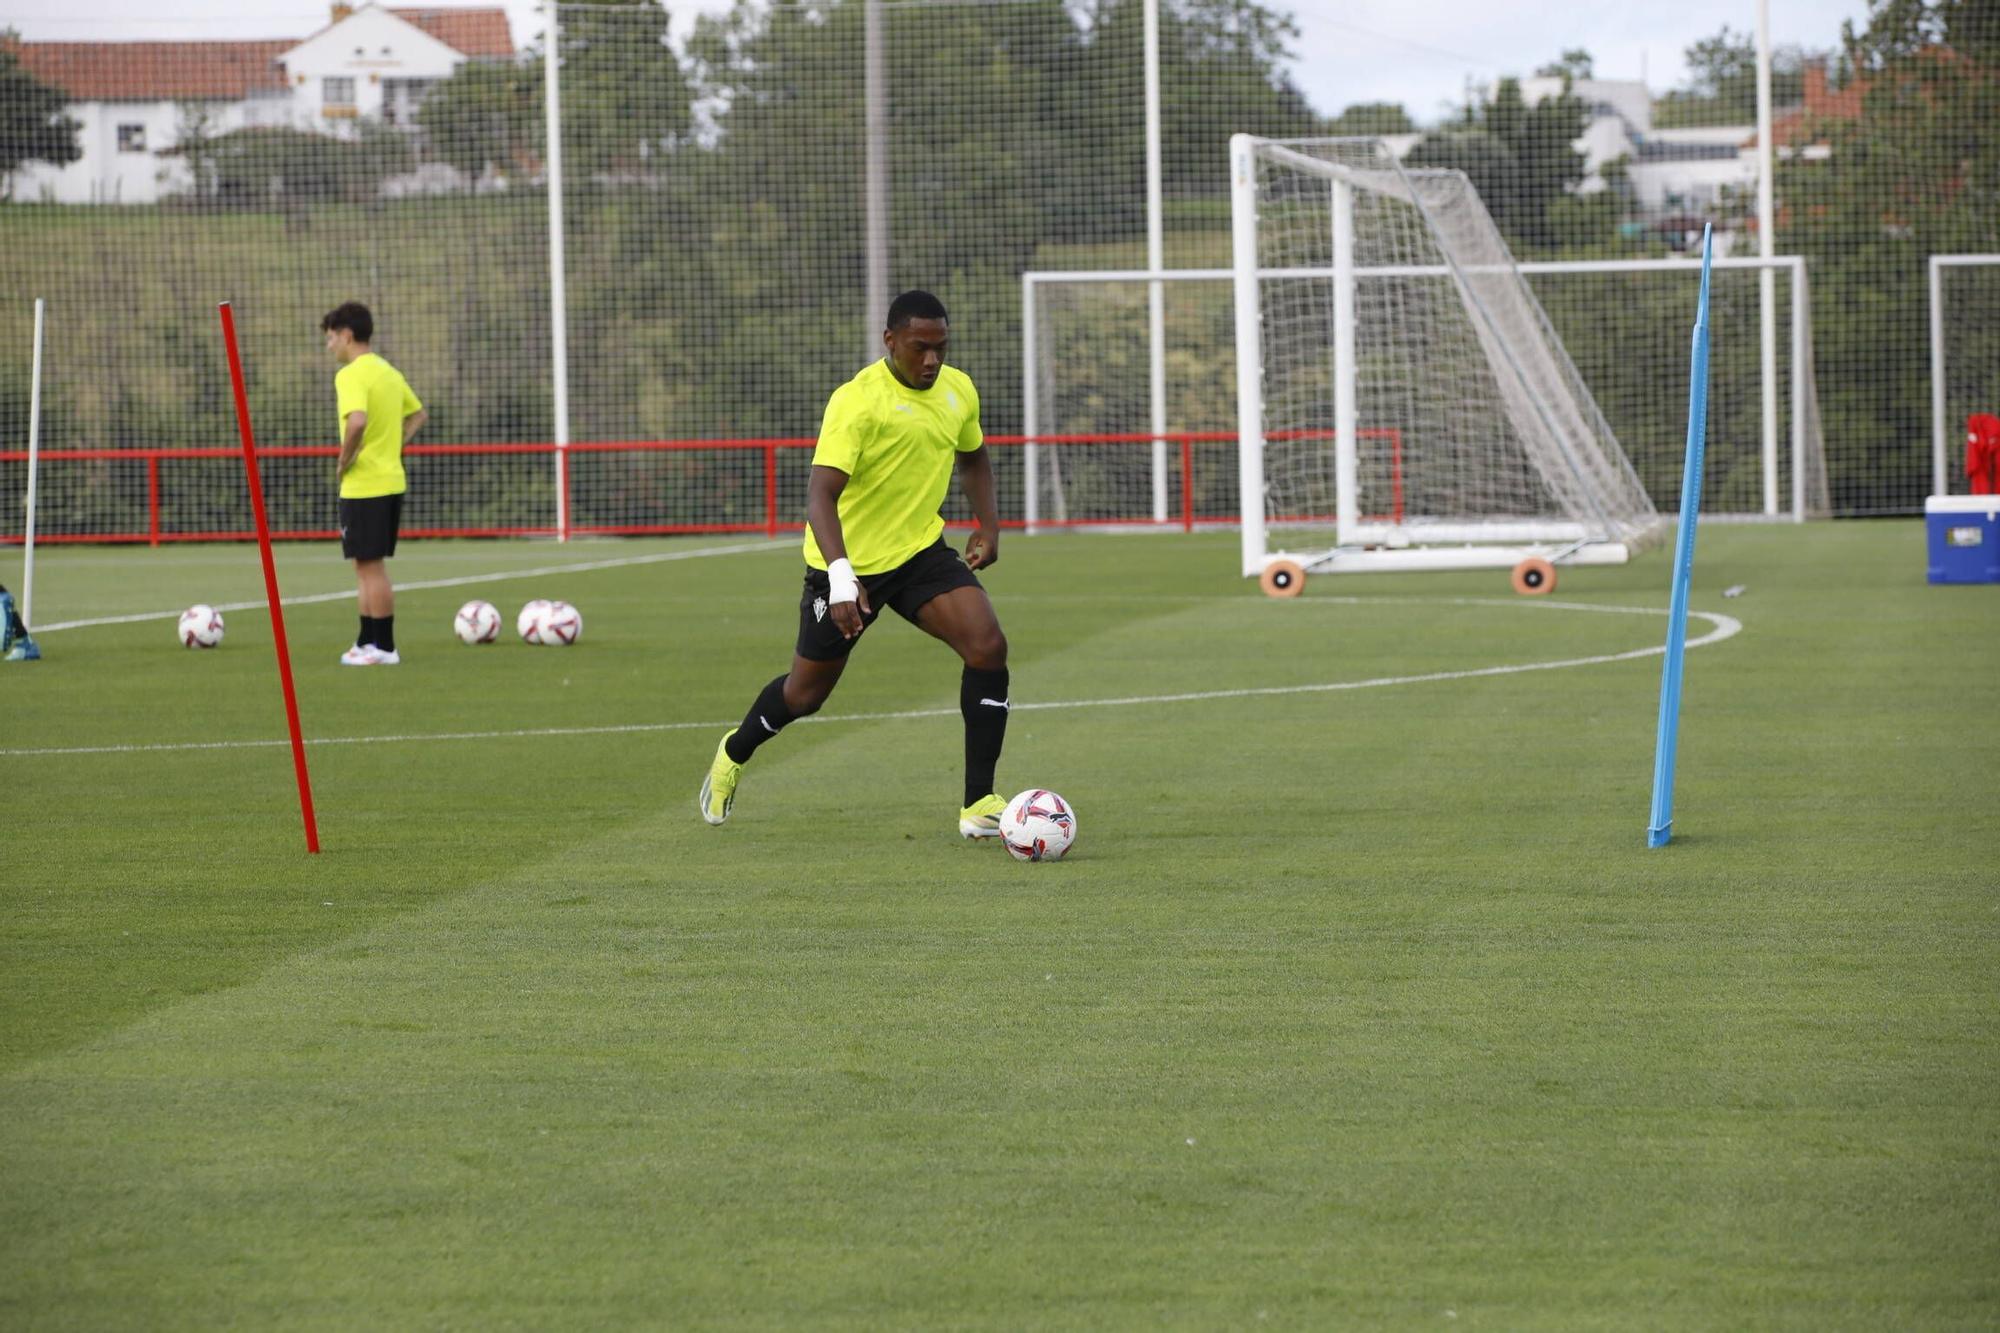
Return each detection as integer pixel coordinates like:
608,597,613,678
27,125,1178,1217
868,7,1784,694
1647,224,1714,848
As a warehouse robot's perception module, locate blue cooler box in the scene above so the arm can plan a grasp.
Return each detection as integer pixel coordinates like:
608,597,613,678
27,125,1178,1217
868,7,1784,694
1927,495,2000,584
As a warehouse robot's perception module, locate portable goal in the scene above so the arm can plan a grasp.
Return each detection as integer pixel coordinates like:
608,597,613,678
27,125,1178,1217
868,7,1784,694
1230,134,1670,581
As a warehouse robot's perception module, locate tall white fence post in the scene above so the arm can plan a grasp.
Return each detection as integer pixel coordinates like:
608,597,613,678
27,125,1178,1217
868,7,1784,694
1143,0,1167,524
545,1,571,541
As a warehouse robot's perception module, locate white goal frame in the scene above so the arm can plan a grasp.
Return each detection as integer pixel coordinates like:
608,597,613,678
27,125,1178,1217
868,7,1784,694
1930,254,2000,494
1024,257,1821,542
1231,135,1699,578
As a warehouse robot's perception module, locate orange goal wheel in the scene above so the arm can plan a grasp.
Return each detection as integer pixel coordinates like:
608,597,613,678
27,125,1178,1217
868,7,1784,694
1510,556,1557,596
1260,560,1306,598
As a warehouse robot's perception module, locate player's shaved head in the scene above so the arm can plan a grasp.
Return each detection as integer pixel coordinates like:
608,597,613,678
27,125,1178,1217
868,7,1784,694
882,294,949,391
886,290,948,331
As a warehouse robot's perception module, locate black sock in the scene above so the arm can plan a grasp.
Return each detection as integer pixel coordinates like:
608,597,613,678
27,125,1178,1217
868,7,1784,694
358,615,375,647
725,675,796,764
961,666,1010,807
376,615,395,653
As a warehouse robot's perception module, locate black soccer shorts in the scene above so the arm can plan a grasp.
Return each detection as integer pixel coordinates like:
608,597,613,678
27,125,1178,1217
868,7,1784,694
795,537,983,661
339,493,404,561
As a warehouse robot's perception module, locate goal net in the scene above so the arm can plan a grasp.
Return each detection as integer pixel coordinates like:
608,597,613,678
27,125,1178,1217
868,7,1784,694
1230,134,1670,577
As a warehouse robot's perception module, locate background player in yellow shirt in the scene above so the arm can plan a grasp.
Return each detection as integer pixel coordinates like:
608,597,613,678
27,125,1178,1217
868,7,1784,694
323,302,425,666
700,290,1013,837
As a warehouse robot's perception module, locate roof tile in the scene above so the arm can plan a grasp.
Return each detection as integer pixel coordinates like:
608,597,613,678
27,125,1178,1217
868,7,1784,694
388,8,514,61
9,39,290,102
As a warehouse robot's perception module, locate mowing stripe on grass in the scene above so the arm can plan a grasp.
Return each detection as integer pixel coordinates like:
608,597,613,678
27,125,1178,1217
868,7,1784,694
0,602,1740,757
29,538,793,633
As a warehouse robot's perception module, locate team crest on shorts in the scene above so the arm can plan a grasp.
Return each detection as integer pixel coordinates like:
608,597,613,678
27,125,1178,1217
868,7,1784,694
813,596,827,622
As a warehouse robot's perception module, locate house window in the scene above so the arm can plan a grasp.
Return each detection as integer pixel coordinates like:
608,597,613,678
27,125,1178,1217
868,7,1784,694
382,78,436,126
117,123,146,153
324,76,357,113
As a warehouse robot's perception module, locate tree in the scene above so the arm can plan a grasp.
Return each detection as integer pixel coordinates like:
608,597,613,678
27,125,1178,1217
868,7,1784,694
205,123,413,208
165,102,226,200
0,35,81,196
1082,0,1322,208
1404,74,1592,253
1654,26,1817,127
664,0,1324,436
416,57,540,184
556,0,694,179
1325,102,1415,136
1779,0,2000,511
418,1,694,187
1537,49,1594,82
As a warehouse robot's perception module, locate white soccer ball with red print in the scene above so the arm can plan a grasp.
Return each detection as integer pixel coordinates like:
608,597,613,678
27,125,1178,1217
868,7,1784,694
454,599,500,645
177,604,225,649
999,788,1077,862
540,600,582,646
517,599,553,644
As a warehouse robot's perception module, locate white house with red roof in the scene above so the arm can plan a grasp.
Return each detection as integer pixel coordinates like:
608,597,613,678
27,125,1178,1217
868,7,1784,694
8,4,513,205
280,4,515,132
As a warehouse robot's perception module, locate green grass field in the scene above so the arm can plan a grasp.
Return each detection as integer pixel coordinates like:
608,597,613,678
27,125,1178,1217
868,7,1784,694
3,524,1996,1328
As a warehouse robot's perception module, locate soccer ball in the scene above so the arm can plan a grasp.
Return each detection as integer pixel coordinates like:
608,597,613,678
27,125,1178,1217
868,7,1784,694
541,600,582,646
999,788,1077,862
454,599,501,644
178,604,225,649
517,599,553,644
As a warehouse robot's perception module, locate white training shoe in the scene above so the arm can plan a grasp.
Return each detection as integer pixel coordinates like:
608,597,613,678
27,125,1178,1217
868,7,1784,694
339,644,401,666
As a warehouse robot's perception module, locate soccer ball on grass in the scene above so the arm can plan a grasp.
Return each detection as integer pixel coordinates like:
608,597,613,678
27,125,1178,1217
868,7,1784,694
540,601,582,646
454,600,501,644
178,604,225,649
999,789,1076,862
517,599,553,644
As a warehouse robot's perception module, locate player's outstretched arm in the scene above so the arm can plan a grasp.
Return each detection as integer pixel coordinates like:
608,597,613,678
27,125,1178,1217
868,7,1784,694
957,446,1000,570
808,464,871,638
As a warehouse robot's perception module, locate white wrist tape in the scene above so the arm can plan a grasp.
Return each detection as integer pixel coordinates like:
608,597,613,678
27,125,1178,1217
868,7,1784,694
827,557,860,605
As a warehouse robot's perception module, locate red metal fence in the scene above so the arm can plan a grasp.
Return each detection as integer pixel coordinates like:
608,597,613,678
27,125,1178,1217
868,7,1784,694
2,430,1403,545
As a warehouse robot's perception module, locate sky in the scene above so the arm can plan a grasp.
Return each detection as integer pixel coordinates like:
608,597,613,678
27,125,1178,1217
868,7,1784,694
2,0,1875,125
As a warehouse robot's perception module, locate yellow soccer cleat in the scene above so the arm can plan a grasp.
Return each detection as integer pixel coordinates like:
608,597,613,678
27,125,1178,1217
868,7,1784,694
699,730,743,826
958,793,1007,840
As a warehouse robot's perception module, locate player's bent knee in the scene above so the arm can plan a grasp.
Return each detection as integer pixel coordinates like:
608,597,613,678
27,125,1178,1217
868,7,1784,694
963,628,1007,671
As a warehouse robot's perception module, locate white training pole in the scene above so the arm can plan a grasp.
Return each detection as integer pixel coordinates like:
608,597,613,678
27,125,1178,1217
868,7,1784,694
23,297,44,631
1755,0,1778,516
863,0,887,365
544,0,571,542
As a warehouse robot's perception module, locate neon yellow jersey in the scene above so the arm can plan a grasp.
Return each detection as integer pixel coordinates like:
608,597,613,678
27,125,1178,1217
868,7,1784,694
802,359,983,574
335,353,422,499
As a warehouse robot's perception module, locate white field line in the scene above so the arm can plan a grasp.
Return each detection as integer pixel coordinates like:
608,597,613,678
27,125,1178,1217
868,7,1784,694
2,603,1740,758
30,538,793,633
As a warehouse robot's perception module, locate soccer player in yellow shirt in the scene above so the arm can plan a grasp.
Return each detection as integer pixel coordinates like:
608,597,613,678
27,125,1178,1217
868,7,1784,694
322,302,425,666
700,290,1013,837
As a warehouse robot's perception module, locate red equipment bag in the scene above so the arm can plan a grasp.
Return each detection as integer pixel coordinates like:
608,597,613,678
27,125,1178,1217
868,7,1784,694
1969,413,2000,495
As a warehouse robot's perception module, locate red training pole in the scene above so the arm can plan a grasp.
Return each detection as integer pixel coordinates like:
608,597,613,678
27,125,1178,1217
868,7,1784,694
218,302,320,853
